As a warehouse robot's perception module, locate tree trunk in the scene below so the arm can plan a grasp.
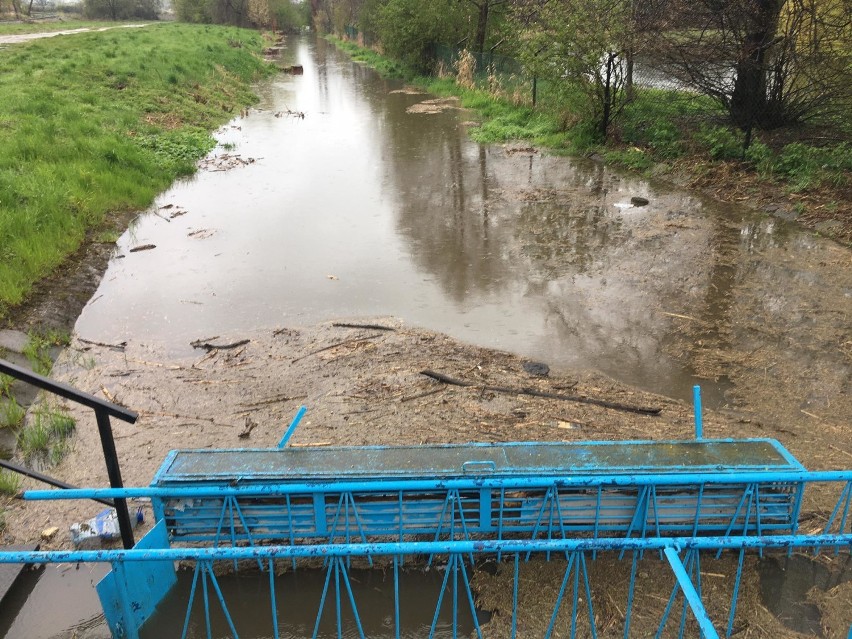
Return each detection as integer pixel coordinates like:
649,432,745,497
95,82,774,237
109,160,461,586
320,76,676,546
625,47,634,100
600,54,615,138
474,2,489,53
729,0,785,128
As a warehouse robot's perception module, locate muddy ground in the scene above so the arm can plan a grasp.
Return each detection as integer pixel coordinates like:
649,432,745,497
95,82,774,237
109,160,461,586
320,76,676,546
1,321,850,637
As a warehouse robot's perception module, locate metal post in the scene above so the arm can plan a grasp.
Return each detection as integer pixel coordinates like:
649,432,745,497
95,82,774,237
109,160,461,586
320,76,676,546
95,408,134,549
0,458,114,507
693,385,703,440
277,406,307,448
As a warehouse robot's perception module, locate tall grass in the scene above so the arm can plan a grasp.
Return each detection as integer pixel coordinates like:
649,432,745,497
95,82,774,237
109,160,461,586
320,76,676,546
0,469,21,496
16,404,76,464
0,23,273,315
0,398,25,429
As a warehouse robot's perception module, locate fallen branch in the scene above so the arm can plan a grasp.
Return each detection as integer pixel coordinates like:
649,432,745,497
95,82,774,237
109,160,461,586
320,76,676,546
239,393,307,409
292,334,382,363
78,337,127,351
332,322,396,331
420,370,661,415
190,338,250,351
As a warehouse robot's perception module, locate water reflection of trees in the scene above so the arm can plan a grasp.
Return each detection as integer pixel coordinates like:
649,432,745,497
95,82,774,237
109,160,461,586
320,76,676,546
382,109,513,303
333,43,847,418
516,201,622,278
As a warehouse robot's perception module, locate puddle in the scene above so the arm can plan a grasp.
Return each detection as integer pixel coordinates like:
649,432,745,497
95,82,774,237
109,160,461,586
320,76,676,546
0,563,481,638
142,568,483,639
0,564,110,639
759,554,852,636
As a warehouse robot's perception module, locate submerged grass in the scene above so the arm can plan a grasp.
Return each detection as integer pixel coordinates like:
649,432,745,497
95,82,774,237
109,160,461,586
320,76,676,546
0,23,272,314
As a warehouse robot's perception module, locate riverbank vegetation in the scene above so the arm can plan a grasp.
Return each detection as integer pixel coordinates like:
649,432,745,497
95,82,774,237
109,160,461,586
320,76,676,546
0,22,272,316
321,0,850,241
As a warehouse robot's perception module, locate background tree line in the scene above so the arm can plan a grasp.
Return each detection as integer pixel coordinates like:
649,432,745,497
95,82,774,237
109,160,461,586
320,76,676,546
61,0,310,30
308,0,851,140
173,0,309,30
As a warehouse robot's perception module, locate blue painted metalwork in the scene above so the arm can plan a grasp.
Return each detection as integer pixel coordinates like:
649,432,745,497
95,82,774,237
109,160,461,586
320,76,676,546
693,385,703,440
8,437,852,638
96,521,176,639
115,440,807,549
277,405,307,448
663,547,719,639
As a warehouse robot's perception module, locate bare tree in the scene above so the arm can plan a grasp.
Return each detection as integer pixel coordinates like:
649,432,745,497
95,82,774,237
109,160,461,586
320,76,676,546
511,0,635,138
648,0,852,128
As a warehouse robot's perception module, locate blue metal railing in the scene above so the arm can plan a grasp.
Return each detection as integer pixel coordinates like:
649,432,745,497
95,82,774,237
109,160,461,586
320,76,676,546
2,534,851,639
16,471,852,638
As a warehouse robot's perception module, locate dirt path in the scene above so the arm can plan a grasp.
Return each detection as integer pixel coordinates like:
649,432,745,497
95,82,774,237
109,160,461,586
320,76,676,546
0,23,148,45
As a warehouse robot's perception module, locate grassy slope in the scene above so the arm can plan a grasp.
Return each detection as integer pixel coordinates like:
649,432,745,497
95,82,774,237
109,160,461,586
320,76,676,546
330,37,851,242
0,22,272,314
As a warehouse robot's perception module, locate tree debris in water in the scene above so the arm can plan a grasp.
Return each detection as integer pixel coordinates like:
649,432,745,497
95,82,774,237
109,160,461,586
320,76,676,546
78,338,127,351
198,153,258,172
190,338,251,351
274,108,305,119
128,244,156,253
187,228,215,239
332,322,396,331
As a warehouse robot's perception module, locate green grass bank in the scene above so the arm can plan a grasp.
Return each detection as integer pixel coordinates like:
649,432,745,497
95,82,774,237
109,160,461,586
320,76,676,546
0,22,273,316
330,37,851,243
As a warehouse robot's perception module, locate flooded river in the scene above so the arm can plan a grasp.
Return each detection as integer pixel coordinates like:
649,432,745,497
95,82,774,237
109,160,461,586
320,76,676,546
3,34,850,638
74,37,850,419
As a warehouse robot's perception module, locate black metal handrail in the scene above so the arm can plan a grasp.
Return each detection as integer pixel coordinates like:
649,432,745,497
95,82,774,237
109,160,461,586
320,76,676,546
0,358,138,548
0,458,114,507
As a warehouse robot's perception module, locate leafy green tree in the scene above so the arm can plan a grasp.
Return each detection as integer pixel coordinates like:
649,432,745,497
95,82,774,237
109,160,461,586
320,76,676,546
511,0,635,138
271,0,310,30
374,0,468,71
84,0,161,19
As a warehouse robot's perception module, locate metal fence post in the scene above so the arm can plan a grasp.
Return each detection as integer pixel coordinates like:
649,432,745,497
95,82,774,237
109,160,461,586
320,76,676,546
95,408,135,549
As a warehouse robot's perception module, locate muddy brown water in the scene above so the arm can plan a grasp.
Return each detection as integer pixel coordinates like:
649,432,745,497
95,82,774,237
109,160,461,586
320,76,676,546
0,564,479,638
73,39,850,417
2,34,850,638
